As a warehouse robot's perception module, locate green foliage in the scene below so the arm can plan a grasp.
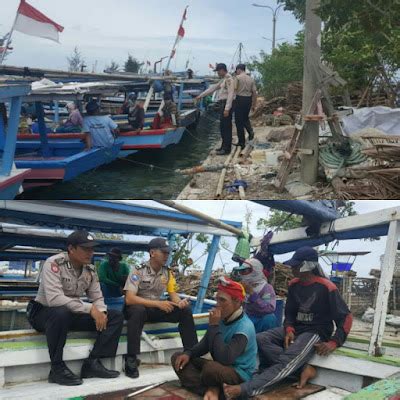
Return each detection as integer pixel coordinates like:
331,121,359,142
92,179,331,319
277,0,400,92
257,210,303,232
67,46,86,72
251,31,304,97
105,61,120,73
124,54,144,74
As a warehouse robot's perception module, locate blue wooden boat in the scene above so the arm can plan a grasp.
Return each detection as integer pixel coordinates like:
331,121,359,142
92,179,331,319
0,83,33,199
15,141,122,190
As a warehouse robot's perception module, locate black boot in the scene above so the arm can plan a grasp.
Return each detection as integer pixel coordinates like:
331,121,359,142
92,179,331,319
125,355,140,379
248,131,254,141
48,362,83,386
216,149,230,155
81,358,120,379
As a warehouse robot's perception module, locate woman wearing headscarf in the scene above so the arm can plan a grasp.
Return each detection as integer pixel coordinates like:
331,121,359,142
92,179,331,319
236,258,277,333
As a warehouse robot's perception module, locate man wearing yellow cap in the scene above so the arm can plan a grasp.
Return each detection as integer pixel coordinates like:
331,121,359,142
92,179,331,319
171,277,257,400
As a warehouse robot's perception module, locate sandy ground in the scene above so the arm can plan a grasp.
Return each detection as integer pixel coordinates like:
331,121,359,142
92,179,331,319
178,124,331,200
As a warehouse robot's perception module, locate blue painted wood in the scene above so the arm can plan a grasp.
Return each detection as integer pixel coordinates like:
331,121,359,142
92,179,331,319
35,102,51,158
0,180,22,200
0,96,22,176
54,101,60,123
177,82,184,112
194,235,221,313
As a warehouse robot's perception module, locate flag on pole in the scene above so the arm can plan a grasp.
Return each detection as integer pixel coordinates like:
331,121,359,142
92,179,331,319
169,6,188,60
14,0,64,43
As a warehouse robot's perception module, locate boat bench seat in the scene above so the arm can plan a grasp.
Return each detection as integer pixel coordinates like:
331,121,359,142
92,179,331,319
308,349,400,393
0,319,207,387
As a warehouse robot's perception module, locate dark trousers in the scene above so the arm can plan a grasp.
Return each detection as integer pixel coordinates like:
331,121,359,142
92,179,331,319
235,95,254,146
31,305,124,364
219,100,234,153
171,352,243,396
245,327,320,397
124,304,198,356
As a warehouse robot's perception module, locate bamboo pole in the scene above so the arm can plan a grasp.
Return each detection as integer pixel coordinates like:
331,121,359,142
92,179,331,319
157,200,242,236
215,148,237,198
234,165,246,200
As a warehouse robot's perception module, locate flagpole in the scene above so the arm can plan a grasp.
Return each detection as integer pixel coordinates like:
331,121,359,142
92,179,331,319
0,1,21,65
165,5,188,74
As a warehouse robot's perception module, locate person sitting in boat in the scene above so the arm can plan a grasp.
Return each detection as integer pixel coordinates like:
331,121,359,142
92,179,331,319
235,258,277,333
55,102,83,133
161,94,180,126
172,277,257,400
128,99,145,131
26,230,124,386
83,100,119,150
121,92,138,115
123,237,198,379
224,246,353,399
98,247,130,298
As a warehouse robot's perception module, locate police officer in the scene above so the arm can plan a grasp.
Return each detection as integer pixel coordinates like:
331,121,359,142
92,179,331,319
195,63,235,155
123,237,198,378
234,64,257,149
27,230,124,386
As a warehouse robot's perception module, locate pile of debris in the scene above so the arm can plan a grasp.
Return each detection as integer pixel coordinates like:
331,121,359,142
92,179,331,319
175,263,294,299
251,82,303,128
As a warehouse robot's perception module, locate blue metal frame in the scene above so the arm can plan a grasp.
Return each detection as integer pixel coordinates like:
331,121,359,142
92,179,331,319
0,85,31,177
194,235,221,313
177,82,184,112
35,101,51,158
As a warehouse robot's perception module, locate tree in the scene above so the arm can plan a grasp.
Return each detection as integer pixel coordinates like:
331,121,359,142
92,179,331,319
251,31,304,97
277,0,400,92
104,61,120,74
124,54,144,74
67,46,86,72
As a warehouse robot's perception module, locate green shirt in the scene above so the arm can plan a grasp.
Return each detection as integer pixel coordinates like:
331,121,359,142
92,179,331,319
98,259,131,287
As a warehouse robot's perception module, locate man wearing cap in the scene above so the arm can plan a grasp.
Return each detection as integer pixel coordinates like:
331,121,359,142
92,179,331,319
234,64,257,149
195,63,235,155
124,237,198,379
98,247,131,298
27,230,124,386
172,277,257,400
224,246,353,399
83,100,119,150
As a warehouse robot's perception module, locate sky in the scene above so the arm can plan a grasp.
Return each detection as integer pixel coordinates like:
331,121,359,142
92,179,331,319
125,200,400,278
1,0,302,74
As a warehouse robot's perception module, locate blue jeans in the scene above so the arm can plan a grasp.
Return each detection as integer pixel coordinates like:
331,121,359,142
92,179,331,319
248,313,277,333
100,283,122,299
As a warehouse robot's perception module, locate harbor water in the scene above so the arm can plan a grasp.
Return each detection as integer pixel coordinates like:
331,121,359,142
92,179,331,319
18,114,220,200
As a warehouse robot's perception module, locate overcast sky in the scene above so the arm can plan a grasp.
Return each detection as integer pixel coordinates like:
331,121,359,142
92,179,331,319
1,0,302,74
126,200,400,278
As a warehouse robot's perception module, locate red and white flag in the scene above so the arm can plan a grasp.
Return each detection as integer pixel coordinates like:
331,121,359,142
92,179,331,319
169,6,188,60
13,0,64,43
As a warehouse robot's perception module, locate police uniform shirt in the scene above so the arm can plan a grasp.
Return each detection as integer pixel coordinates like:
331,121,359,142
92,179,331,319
35,252,107,314
235,73,257,98
124,260,177,300
199,73,235,111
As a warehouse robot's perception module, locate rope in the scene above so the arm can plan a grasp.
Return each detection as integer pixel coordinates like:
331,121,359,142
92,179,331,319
119,157,177,172
319,142,367,181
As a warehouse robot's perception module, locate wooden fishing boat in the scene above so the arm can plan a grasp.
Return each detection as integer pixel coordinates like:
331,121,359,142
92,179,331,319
15,141,122,189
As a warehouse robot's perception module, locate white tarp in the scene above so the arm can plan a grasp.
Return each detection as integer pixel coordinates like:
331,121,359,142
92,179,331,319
342,106,400,136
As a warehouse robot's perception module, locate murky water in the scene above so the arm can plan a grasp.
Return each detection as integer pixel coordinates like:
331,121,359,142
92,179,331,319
18,114,220,200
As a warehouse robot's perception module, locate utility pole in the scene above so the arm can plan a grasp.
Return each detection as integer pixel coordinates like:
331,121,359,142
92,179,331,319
238,42,243,64
300,0,322,185
252,2,284,52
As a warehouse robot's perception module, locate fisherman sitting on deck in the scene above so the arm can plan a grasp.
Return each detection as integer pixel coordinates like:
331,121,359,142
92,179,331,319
26,230,124,386
128,99,145,131
98,247,130,298
83,100,119,150
224,246,353,399
172,277,257,400
124,237,198,379
55,102,83,133
235,258,277,333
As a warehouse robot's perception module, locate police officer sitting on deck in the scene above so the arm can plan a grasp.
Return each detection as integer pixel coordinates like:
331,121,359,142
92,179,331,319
27,230,124,386
123,237,198,379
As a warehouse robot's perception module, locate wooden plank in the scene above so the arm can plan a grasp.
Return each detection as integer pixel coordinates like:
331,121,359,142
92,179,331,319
254,382,325,400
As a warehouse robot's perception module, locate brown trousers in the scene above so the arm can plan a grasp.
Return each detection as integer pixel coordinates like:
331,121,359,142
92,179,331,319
171,352,243,397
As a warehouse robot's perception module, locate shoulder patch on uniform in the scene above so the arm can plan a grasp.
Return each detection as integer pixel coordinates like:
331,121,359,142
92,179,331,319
136,263,146,270
51,263,60,273
87,264,96,272
130,274,139,283
54,256,66,266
